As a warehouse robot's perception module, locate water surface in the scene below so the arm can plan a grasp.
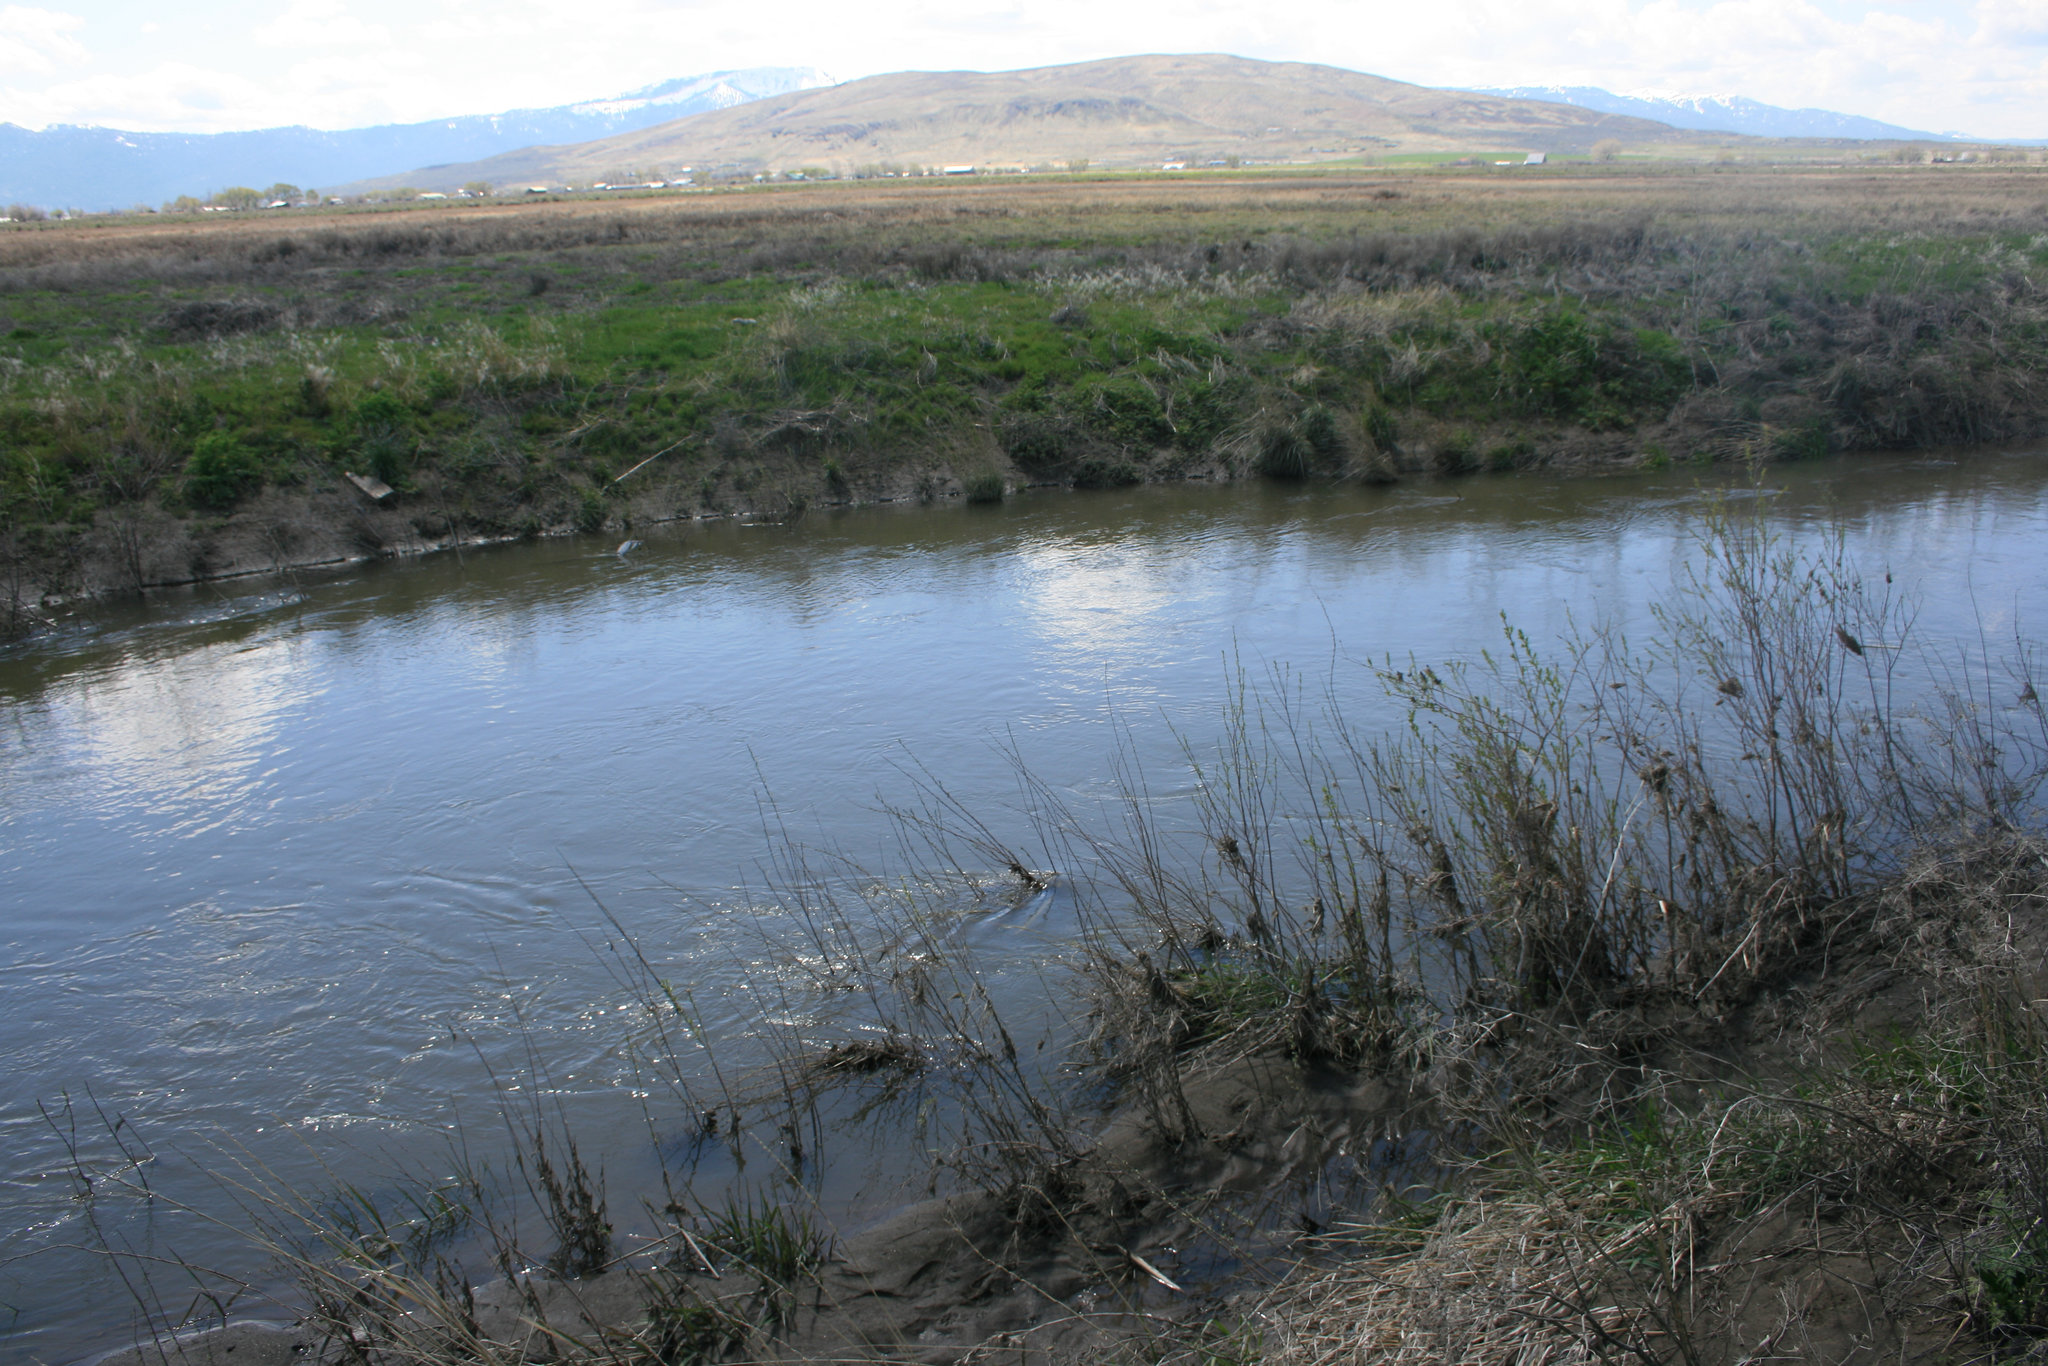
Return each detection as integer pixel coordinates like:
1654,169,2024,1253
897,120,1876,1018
5,454,2047,1361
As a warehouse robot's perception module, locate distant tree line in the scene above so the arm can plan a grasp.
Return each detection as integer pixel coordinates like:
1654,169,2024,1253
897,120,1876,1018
162,183,320,213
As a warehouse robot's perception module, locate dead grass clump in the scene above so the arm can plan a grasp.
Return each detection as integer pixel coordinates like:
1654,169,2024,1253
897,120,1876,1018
160,298,282,340
1256,1186,1657,1364
808,1035,921,1076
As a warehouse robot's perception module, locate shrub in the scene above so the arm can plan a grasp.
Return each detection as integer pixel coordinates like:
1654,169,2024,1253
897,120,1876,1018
353,393,416,488
964,471,1006,503
183,432,264,510
1772,416,1831,461
1167,374,1241,450
999,412,1080,475
1489,311,1689,429
1076,374,1173,450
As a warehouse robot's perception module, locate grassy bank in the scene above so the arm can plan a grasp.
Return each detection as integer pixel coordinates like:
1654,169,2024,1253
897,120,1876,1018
53,506,2048,1365
4,165,2048,630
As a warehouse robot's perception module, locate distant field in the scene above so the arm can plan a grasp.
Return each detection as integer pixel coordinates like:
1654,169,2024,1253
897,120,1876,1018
4,165,2048,623
10,162,2045,261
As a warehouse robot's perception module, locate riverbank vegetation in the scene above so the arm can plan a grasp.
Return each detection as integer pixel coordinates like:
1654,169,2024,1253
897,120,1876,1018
4,165,2048,629
60,507,2048,1364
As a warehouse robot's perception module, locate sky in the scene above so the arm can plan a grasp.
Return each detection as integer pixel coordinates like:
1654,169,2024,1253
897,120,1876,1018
0,0,2043,140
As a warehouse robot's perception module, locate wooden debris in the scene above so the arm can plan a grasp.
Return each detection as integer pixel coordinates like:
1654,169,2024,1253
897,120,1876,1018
344,471,395,503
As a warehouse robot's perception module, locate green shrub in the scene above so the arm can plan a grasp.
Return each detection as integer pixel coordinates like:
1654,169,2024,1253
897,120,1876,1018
183,432,264,510
964,471,1005,503
353,392,416,488
1166,373,1244,449
999,413,1079,475
352,391,412,433
1772,417,1831,461
1076,373,1173,450
1489,310,1690,429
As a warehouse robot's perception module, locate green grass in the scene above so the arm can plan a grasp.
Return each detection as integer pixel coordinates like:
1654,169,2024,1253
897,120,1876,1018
7,171,2048,604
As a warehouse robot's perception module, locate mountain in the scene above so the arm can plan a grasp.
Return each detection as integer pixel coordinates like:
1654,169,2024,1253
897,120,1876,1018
338,53,1697,193
1470,86,1962,142
0,68,833,213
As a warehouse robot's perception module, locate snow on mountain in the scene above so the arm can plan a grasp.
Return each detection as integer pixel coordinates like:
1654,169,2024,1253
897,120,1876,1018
0,67,835,213
1470,85,1969,142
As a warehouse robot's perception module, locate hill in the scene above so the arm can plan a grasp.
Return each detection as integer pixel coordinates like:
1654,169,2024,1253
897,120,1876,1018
339,53,1697,191
0,68,831,213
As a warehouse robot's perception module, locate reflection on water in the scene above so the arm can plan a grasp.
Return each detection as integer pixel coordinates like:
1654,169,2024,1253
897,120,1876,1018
5,452,2048,1362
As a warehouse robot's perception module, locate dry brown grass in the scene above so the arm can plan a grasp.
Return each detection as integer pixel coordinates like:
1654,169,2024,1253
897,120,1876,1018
6,165,2048,284
1253,1193,1660,1365
1237,837,2048,1366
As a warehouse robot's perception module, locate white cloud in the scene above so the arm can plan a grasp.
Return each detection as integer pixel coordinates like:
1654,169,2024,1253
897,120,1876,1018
0,4,86,76
16,62,281,133
1975,0,2048,46
253,0,392,49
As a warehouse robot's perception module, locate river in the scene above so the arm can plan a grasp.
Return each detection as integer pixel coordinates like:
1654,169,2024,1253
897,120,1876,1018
4,453,2047,1362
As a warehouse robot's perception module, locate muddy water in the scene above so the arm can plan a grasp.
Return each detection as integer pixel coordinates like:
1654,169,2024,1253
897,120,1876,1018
5,454,2048,1362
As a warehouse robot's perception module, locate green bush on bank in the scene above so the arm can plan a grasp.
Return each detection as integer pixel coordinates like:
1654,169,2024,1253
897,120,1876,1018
183,431,264,510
